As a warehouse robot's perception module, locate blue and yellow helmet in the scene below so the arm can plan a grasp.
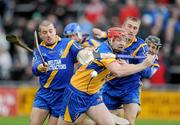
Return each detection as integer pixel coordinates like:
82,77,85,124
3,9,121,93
63,22,82,38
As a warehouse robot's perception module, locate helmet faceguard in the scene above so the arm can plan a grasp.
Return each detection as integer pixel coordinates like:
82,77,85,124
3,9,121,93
145,35,162,55
145,35,162,49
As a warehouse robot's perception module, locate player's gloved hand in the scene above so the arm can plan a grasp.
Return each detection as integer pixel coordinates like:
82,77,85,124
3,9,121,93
77,49,94,65
37,62,48,73
92,28,106,39
142,54,155,68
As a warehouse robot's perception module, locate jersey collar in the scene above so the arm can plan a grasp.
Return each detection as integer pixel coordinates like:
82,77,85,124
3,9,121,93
125,37,137,48
40,36,61,49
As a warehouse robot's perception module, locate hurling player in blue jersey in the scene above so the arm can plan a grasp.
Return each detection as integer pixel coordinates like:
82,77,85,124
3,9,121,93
63,22,100,49
141,35,161,78
63,22,101,68
93,17,160,125
102,35,161,125
57,27,155,125
30,20,84,125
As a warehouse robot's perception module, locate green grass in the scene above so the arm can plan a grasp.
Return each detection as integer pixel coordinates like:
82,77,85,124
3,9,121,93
136,119,180,125
0,116,29,125
0,116,180,125
0,116,48,125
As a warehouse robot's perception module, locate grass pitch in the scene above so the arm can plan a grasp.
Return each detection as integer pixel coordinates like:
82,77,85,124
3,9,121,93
0,116,180,125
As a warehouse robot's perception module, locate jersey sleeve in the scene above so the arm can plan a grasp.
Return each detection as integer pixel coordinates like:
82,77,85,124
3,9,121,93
96,43,116,68
70,41,83,63
151,57,160,75
135,44,149,63
32,48,43,76
133,43,152,78
100,58,116,67
140,57,160,78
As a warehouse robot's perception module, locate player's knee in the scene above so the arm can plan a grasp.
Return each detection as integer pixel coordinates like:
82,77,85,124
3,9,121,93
125,114,136,125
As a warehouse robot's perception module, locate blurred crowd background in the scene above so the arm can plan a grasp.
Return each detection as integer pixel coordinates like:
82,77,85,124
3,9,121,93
0,0,179,85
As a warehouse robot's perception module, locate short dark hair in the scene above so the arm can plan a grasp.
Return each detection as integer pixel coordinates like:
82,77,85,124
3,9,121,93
38,20,54,32
124,16,141,24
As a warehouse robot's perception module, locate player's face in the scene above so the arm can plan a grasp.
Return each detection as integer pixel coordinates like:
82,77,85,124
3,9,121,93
39,24,56,45
123,20,140,39
148,43,157,55
111,36,127,52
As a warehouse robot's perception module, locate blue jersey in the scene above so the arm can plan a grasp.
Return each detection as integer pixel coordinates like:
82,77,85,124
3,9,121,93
32,37,83,90
102,37,159,109
104,37,159,96
125,37,159,78
140,57,159,78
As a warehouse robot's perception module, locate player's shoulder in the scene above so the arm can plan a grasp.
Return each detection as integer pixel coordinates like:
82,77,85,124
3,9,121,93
60,38,80,47
136,37,145,44
131,37,146,49
60,37,74,43
98,42,108,49
97,41,112,53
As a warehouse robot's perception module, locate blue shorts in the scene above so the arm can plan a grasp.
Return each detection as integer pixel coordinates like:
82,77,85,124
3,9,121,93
33,87,64,118
59,84,103,123
102,85,141,110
